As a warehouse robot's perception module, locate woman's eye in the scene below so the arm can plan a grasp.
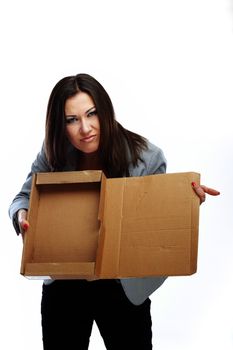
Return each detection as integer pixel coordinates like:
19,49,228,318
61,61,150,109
87,110,97,117
65,117,78,124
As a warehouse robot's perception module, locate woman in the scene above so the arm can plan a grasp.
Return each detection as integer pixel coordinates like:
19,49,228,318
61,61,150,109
9,73,220,349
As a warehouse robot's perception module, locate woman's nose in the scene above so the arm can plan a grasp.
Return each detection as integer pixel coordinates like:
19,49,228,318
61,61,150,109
80,118,91,134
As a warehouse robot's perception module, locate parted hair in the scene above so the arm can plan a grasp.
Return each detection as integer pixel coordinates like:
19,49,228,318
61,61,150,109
45,73,148,177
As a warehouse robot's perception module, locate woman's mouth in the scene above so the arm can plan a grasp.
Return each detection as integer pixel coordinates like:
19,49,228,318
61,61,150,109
80,135,96,143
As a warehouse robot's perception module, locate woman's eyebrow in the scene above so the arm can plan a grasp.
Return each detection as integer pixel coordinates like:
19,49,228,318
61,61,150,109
65,106,96,118
85,106,96,114
65,114,76,118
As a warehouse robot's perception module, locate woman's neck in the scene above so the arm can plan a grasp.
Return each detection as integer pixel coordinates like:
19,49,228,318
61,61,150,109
77,151,102,171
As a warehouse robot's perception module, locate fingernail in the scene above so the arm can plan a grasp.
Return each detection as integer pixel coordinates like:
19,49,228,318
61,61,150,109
23,222,29,230
191,182,196,187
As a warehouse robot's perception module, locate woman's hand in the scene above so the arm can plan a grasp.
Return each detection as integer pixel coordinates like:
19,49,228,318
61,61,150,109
17,209,29,241
191,182,220,204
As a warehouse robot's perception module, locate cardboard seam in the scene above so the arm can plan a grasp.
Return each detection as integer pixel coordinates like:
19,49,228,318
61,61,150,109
118,178,127,276
95,173,107,276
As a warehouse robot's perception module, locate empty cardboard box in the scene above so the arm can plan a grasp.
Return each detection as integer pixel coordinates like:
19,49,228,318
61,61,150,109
21,171,200,279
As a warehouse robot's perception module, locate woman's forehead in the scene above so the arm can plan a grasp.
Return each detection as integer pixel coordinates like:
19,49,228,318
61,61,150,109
65,92,95,114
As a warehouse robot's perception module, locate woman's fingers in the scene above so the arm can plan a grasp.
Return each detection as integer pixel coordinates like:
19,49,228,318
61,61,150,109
199,185,220,196
191,182,220,204
17,209,29,240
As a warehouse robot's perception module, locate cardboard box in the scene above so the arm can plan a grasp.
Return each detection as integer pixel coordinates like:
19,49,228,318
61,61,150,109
21,171,200,279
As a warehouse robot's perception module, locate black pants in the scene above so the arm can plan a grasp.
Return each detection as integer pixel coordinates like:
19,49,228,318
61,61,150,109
41,279,152,349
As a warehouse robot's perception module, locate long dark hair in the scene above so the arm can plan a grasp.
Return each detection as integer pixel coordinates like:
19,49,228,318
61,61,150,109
45,73,147,177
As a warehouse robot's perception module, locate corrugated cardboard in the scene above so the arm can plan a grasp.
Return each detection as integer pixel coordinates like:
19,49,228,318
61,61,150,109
21,171,200,279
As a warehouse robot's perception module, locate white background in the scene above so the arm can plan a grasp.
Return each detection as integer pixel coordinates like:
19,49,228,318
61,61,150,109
1,0,233,349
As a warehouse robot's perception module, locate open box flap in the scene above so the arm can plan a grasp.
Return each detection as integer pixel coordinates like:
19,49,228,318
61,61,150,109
96,172,200,278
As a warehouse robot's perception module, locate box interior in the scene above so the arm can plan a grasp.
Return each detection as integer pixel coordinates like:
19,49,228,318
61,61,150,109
22,176,101,278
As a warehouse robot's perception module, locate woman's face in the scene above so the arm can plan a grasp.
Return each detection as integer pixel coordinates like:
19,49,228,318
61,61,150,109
64,92,100,154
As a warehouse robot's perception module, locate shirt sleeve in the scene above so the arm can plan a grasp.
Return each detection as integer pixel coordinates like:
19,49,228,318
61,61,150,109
147,146,167,175
128,141,167,177
8,143,51,234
